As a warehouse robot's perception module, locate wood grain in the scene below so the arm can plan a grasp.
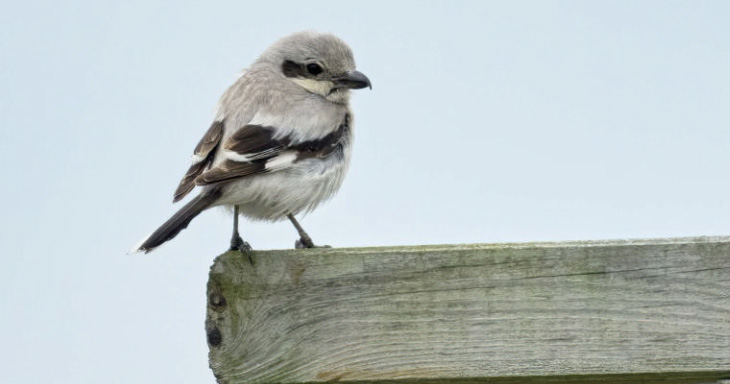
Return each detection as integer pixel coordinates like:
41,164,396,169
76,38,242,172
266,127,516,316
205,237,730,383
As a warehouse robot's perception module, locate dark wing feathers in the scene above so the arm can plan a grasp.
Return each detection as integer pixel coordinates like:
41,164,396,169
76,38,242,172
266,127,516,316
193,125,284,186
225,124,286,159
194,120,224,155
291,123,349,161
195,159,269,185
173,161,209,202
175,114,351,194
173,121,223,202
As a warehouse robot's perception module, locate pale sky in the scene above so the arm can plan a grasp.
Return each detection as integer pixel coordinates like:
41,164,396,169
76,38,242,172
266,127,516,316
1,1,729,383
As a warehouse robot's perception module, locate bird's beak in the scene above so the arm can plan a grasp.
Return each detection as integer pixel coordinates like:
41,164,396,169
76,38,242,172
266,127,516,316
334,70,372,90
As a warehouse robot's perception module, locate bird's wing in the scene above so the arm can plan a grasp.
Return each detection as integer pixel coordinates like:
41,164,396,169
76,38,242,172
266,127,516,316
173,121,224,202
195,122,350,187
195,124,289,186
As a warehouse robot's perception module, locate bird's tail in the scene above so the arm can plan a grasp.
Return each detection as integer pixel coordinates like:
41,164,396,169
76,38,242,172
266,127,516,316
132,188,222,253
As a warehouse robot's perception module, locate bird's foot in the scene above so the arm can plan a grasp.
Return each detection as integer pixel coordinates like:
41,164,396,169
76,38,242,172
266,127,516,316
295,236,332,249
230,235,253,264
229,241,253,252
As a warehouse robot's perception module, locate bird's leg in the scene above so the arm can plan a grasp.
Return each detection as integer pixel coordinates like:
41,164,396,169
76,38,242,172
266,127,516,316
230,205,253,264
287,214,331,249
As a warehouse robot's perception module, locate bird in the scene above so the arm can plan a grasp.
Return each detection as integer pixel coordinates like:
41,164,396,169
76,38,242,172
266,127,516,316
132,31,371,254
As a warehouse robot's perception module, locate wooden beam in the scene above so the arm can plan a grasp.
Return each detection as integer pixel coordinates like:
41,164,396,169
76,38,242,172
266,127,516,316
205,236,730,383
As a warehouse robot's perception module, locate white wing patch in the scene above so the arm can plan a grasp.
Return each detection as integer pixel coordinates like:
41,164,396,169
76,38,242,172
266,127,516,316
223,148,282,163
222,150,254,162
191,153,207,163
264,151,297,172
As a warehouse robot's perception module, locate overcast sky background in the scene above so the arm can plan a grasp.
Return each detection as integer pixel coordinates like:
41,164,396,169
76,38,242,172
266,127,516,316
1,1,729,383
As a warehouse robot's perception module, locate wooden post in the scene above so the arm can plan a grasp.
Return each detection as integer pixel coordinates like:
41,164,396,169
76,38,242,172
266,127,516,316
205,236,730,384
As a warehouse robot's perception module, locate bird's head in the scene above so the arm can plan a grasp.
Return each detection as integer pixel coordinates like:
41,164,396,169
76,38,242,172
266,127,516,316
255,31,371,103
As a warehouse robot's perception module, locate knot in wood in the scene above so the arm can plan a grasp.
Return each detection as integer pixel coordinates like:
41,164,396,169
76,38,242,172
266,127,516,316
209,293,227,309
206,326,222,347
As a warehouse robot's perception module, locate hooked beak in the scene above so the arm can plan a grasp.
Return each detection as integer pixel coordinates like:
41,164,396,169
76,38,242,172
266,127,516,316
334,70,372,90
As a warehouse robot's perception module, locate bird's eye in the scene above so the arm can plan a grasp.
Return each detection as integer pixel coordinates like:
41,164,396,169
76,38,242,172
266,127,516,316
306,63,323,75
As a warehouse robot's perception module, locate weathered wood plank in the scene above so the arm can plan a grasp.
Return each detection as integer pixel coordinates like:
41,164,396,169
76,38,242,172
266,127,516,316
205,236,730,383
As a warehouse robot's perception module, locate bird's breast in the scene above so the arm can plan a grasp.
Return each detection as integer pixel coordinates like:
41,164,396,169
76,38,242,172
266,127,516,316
217,143,351,221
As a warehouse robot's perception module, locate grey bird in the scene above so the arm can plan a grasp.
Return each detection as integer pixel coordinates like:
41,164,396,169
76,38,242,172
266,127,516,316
133,31,371,254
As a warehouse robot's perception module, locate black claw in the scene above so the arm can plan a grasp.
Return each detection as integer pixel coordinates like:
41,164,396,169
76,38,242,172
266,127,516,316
229,242,252,252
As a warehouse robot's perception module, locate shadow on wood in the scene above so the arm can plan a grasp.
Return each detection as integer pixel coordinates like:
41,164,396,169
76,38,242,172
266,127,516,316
205,236,730,384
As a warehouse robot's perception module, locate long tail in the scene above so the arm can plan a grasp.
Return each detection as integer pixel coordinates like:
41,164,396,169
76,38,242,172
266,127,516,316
132,188,222,253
